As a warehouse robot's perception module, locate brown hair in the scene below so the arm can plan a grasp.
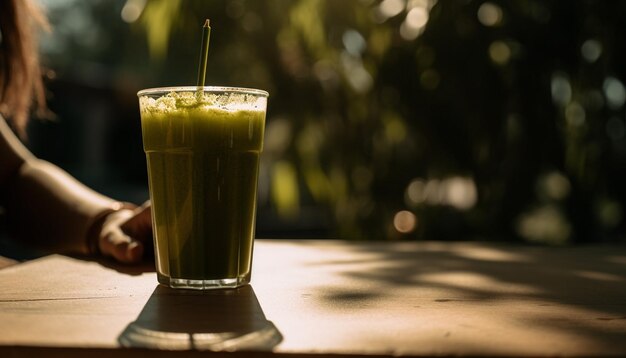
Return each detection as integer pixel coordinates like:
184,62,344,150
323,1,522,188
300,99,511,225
0,0,49,137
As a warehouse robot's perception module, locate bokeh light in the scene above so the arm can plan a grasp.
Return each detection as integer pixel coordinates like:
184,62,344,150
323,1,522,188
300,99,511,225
406,179,426,206
603,77,626,110
400,7,429,40
379,0,405,19
405,177,477,210
489,41,511,65
516,205,571,245
540,172,571,201
443,177,478,210
341,52,374,94
120,0,146,23
565,102,586,126
551,74,572,107
581,39,602,63
343,29,367,57
596,200,623,229
477,2,503,27
393,210,418,233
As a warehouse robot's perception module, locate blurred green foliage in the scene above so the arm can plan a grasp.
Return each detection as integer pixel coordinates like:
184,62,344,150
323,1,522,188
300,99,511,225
36,0,626,243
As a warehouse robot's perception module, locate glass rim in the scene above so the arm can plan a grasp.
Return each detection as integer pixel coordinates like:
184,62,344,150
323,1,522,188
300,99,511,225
137,86,269,98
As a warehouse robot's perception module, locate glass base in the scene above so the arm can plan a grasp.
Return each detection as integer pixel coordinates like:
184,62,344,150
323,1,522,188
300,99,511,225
157,272,251,290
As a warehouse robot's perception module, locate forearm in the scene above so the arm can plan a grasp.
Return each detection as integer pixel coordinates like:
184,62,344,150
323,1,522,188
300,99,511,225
1,117,148,262
4,159,120,254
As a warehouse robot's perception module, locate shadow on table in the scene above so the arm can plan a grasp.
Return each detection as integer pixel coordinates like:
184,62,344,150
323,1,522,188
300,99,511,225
92,256,155,276
118,285,282,351
311,241,626,349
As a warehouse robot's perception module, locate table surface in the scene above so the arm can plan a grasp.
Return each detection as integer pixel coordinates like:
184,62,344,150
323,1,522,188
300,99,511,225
1,240,625,357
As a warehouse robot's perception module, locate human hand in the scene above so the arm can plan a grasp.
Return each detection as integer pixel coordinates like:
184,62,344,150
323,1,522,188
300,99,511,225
98,201,153,263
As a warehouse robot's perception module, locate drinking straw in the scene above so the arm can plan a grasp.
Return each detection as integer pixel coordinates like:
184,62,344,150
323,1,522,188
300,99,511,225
196,19,211,90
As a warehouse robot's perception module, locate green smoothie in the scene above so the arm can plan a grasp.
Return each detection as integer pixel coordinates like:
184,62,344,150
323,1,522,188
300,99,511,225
138,88,267,289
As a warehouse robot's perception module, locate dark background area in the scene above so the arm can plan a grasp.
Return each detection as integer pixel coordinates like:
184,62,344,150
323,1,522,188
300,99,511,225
22,0,626,244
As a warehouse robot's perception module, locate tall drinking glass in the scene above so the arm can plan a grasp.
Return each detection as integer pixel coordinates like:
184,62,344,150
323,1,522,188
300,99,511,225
137,87,268,289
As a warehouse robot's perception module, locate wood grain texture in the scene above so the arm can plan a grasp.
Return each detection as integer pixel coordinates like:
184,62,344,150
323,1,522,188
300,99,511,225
1,240,625,357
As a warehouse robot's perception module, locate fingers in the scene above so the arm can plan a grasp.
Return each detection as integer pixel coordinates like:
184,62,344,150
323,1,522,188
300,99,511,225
98,207,151,264
120,202,152,243
99,225,145,263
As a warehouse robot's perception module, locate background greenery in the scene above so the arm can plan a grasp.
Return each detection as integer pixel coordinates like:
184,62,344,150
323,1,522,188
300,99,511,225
29,0,626,244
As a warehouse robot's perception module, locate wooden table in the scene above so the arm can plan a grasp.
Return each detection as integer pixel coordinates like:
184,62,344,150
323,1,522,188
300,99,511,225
1,240,625,357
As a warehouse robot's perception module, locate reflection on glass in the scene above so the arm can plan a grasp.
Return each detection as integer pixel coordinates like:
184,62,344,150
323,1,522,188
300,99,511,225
119,285,282,351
